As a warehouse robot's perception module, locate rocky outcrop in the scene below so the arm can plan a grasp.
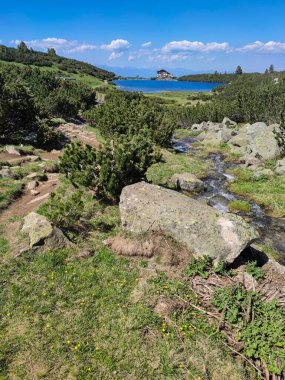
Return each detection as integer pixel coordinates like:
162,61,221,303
120,182,258,264
274,158,285,175
5,145,21,156
170,173,205,193
0,166,13,178
222,117,237,128
247,123,282,161
22,212,69,250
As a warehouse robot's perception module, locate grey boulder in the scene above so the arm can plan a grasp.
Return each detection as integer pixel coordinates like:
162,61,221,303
22,212,69,249
120,182,258,264
170,173,205,193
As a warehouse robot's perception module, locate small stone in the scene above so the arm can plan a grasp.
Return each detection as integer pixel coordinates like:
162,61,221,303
22,212,69,249
26,155,41,162
0,167,13,178
30,189,40,196
170,173,205,193
27,180,39,190
26,172,38,179
5,145,21,156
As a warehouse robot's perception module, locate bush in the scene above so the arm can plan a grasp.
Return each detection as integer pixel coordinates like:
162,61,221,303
39,191,84,233
212,286,285,376
36,122,62,149
60,130,160,201
85,91,176,147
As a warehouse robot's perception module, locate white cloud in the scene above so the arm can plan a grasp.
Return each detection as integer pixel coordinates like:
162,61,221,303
108,51,124,60
65,44,97,53
141,41,152,48
238,40,285,53
149,53,188,63
11,37,99,54
11,38,78,50
101,39,131,51
162,40,230,53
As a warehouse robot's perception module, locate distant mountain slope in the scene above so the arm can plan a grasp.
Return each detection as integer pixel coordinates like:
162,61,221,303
0,43,115,80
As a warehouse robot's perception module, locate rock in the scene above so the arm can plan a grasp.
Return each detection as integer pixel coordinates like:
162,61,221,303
0,166,13,178
252,168,274,180
202,131,224,146
5,145,21,156
22,212,69,249
228,128,248,148
235,271,257,291
202,127,234,146
222,117,237,128
245,155,262,167
120,182,258,264
26,155,41,162
191,121,207,132
246,122,268,142
27,180,39,190
170,173,205,193
274,158,285,175
196,131,206,141
30,189,40,196
26,172,38,179
248,125,282,161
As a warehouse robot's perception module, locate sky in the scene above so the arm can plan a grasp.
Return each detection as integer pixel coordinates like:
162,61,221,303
1,0,285,76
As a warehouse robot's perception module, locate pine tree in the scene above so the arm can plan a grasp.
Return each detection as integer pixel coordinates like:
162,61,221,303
48,48,56,56
235,65,243,75
17,41,29,53
269,64,275,74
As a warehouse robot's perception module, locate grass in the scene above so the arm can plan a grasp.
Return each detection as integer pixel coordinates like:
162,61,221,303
145,91,213,106
0,178,23,210
84,125,106,144
146,149,210,187
174,128,202,139
0,179,245,379
0,60,110,89
228,200,251,213
227,168,285,217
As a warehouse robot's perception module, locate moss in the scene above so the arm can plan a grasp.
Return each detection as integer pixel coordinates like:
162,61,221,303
228,168,285,217
228,200,251,213
146,149,210,187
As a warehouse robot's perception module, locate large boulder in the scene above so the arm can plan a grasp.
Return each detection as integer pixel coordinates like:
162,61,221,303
22,212,69,250
170,173,205,193
120,182,258,264
248,124,282,161
202,128,233,146
228,127,248,148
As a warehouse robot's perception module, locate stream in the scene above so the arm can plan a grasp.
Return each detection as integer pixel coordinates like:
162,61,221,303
173,136,285,264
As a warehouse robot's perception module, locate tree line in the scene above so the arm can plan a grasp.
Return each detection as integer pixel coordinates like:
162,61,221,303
0,42,115,80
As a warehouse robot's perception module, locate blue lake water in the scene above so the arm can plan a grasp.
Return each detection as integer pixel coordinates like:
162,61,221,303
113,79,222,93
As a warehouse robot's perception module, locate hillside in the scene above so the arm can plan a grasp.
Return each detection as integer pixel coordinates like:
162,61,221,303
0,43,115,81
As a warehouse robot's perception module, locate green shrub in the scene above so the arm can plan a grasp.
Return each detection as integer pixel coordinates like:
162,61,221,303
39,190,84,233
36,122,62,149
85,91,176,147
245,261,264,280
60,130,160,201
212,286,285,376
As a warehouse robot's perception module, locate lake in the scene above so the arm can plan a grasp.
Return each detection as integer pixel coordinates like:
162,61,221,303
113,79,222,93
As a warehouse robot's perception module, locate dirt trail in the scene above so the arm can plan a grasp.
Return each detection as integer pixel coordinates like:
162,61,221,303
57,122,100,149
0,173,59,223
0,122,99,223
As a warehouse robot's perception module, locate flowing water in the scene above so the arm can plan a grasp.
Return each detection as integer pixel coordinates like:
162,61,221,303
173,136,285,263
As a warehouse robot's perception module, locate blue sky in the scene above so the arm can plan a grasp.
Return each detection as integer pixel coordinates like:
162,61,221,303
1,0,285,76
